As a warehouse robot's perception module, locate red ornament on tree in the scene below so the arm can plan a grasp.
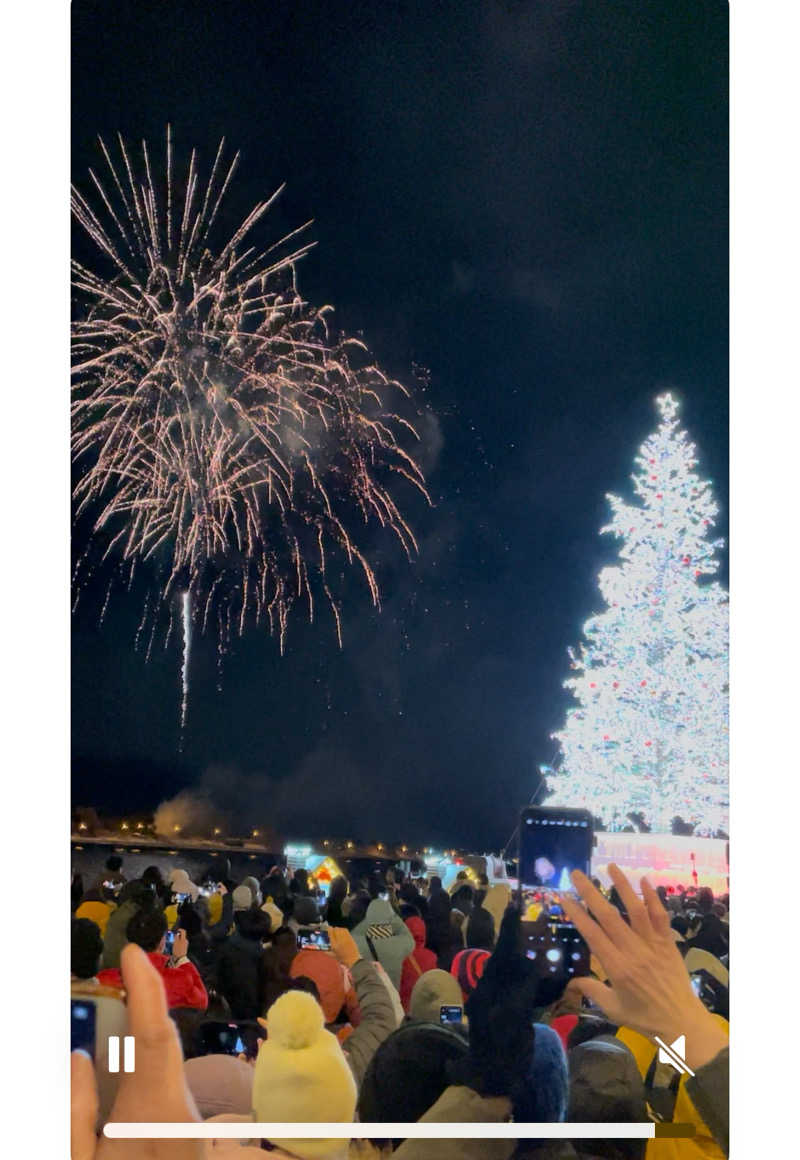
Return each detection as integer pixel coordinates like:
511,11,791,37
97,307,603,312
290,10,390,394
640,680,647,687
645,741,652,747
589,683,596,688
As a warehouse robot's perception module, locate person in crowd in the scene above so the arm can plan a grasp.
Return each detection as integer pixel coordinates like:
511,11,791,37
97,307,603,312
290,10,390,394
290,867,312,897
450,946,491,1004
324,875,350,927
169,867,200,904
288,945,361,1041
438,904,467,971
250,988,358,1158
215,906,272,1020
350,875,415,991
406,967,466,1027
93,853,126,894
511,1022,570,1126
98,908,209,1011
474,871,490,907
184,1054,255,1120
71,862,730,1160
142,864,172,906
260,866,291,912
685,910,729,959
178,888,234,979
481,880,511,935
425,874,452,960
465,899,496,950
71,870,84,912
101,878,158,969
448,868,471,895
240,876,262,907
75,886,115,937
399,914,437,1012
287,894,322,934
260,895,284,932
358,1020,469,1133
72,916,104,982
260,926,299,1013
398,879,428,920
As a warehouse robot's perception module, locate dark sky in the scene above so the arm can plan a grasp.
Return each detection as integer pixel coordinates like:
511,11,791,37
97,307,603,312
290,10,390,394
71,0,728,852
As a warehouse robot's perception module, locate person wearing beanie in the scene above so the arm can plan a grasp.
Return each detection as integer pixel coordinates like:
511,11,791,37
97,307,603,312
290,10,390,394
251,989,357,1160
266,927,396,1090
241,876,262,907
399,915,437,1012
170,867,200,903
288,895,322,931
450,947,490,1002
232,884,255,912
289,947,360,1037
358,1021,469,1129
407,968,465,1025
184,1054,255,1119
510,1023,569,1124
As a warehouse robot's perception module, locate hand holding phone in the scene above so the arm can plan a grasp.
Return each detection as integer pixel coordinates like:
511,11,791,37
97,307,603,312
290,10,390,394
171,928,188,959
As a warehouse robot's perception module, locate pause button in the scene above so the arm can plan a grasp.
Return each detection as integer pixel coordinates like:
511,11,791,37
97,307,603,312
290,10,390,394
108,1036,135,1073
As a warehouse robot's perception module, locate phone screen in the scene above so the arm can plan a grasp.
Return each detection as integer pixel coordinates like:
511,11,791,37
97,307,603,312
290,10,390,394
199,1022,263,1058
71,999,96,1058
164,929,175,954
297,927,331,950
518,807,593,896
440,1004,463,1026
521,920,590,980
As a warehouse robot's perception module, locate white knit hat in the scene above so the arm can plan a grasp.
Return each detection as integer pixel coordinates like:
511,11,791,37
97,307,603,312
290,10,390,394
252,990,356,1160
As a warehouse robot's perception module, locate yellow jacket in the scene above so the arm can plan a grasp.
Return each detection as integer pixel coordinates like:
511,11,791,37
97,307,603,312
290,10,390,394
616,1019,729,1160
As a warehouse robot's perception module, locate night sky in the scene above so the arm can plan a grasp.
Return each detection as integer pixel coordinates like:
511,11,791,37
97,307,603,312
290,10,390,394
71,0,728,852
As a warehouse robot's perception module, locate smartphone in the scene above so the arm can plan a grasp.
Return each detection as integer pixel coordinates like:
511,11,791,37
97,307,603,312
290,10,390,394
71,998,97,1058
70,987,128,1124
518,806,593,900
164,929,175,954
199,1021,264,1059
174,891,189,903
440,1004,463,1026
297,927,331,950
690,974,703,998
521,919,590,980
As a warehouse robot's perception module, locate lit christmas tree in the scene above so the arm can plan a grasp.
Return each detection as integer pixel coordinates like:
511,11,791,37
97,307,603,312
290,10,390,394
546,394,729,836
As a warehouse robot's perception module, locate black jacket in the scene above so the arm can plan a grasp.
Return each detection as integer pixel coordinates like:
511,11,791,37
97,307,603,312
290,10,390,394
214,930,265,1020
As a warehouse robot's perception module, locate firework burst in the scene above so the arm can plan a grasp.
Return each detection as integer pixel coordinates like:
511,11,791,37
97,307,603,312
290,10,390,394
72,130,429,729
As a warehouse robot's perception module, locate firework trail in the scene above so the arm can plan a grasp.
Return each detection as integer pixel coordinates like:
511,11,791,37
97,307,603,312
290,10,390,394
180,590,191,748
72,129,429,738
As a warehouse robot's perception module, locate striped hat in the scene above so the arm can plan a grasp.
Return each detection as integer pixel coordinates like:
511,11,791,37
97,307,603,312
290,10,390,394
450,948,490,1000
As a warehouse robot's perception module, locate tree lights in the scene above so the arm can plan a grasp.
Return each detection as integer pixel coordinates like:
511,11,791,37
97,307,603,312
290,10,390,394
547,395,728,836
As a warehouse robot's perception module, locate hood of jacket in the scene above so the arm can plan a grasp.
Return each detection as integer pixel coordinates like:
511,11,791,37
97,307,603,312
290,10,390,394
406,915,427,950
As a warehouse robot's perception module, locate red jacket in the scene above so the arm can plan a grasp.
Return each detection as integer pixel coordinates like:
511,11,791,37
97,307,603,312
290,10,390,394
98,952,208,1011
399,916,437,1012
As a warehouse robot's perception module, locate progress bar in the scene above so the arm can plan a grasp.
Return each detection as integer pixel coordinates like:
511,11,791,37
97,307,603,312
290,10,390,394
105,1122,696,1140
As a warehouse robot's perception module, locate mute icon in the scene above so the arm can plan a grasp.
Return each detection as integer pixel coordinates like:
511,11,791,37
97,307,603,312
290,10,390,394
654,1034,695,1077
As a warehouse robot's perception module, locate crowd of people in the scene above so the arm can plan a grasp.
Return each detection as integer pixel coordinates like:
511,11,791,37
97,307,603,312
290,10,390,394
70,854,729,1159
